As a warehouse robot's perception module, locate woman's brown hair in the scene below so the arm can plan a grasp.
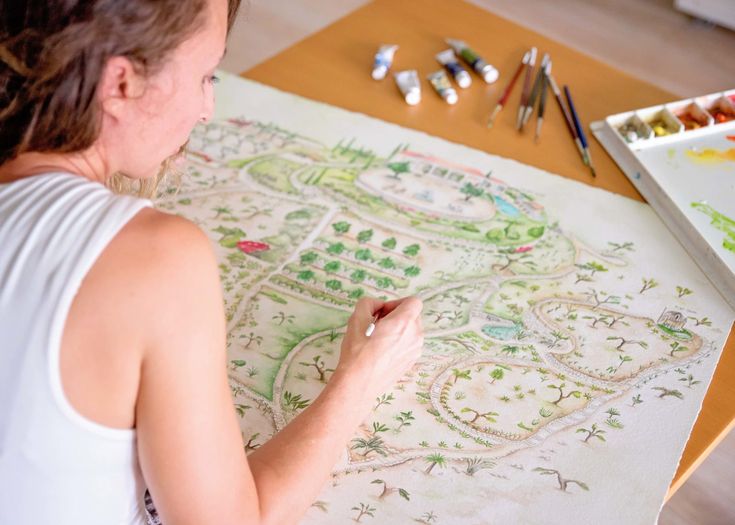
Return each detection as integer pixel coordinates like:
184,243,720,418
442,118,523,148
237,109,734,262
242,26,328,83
0,0,241,194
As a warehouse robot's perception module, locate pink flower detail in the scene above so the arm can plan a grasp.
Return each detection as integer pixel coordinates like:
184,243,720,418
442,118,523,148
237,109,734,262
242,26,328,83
514,245,533,253
237,240,270,254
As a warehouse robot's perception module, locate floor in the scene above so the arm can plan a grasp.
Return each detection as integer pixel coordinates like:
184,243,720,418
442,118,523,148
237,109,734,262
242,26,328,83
220,1,735,523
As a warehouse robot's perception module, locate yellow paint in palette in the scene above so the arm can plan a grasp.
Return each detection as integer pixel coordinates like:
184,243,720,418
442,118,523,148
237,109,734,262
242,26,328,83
685,147,735,164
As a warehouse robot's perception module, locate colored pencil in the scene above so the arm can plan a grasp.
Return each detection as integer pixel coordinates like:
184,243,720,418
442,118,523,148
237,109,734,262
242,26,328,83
487,50,531,128
545,71,587,165
564,85,596,177
516,47,537,130
535,60,551,143
521,53,550,130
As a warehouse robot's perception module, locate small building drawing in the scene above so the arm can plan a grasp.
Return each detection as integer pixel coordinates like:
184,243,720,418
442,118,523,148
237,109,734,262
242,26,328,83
658,309,686,331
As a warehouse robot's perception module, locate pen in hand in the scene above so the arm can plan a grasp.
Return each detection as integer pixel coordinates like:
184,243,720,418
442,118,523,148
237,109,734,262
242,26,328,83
365,313,380,337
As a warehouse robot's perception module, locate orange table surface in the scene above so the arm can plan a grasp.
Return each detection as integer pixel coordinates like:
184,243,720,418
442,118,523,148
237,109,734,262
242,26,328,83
241,0,735,498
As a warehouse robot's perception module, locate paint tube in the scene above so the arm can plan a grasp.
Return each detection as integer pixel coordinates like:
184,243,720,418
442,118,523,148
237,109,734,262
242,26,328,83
435,49,472,89
427,70,458,105
394,70,421,106
446,38,499,84
372,44,398,80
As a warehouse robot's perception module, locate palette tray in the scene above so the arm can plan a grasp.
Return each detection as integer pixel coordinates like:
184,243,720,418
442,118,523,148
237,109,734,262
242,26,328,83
591,89,735,309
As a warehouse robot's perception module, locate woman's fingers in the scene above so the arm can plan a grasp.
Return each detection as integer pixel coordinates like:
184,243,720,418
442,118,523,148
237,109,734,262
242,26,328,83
379,296,423,318
353,296,386,319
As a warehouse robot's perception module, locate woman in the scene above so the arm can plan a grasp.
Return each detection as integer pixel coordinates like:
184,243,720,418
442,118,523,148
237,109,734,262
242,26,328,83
0,1,424,523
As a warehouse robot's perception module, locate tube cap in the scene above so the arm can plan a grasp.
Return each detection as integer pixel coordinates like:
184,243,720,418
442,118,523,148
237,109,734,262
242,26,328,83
372,65,388,80
456,71,472,89
445,90,458,105
405,89,421,106
482,65,499,84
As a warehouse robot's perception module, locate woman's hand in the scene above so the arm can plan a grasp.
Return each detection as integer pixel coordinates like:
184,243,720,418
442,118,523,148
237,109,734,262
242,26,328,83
335,296,424,400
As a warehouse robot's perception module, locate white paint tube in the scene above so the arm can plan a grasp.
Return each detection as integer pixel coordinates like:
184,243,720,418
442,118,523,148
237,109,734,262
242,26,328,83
394,70,421,106
372,44,398,80
435,48,472,89
427,70,458,105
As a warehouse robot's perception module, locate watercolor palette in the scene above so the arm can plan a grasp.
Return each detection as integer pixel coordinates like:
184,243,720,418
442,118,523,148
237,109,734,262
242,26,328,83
592,89,735,309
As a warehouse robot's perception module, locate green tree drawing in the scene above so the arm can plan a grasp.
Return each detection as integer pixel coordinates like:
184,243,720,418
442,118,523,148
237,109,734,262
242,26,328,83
229,359,247,371
639,278,659,294
272,311,294,325
299,355,333,382
424,453,447,474
386,161,410,180
325,279,342,291
332,221,351,236
381,237,397,250
323,259,342,274
357,229,374,243
300,251,318,265
351,502,376,522
606,354,633,375
403,243,421,257
355,248,372,261
240,332,263,349
460,182,484,201
606,336,648,352
669,341,689,357
283,391,311,411
350,269,367,283
576,423,606,443
489,368,505,384
326,242,346,255
404,265,421,277
653,387,684,399
679,374,701,389
350,436,388,457
533,467,590,492
297,270,315,282
374,393,395,409
461,408,499,424
394,411,415,431
371,479,410,500
548,383,582,405
450,368,471,385
214,226,246,248
349,288,365,299
213,205,233,219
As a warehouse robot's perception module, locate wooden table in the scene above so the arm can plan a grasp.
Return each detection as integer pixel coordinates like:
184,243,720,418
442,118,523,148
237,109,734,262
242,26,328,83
242,0,735,498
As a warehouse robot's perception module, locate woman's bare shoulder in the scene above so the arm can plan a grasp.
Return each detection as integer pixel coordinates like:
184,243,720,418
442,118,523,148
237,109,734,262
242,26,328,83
61,207,224,428
85,206,224,345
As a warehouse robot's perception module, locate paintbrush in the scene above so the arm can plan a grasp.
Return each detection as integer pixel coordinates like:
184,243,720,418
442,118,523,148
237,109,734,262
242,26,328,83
564,85,596,177
535,60,551,143
545,70,587,165
521,53,550,130
487,49,531,128
516,46,537,130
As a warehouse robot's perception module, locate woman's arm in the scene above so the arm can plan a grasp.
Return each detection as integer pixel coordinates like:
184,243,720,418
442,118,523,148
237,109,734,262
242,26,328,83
134,213,423,525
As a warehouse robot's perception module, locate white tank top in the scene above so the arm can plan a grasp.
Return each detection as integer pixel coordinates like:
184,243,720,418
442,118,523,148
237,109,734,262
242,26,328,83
0,172,152,525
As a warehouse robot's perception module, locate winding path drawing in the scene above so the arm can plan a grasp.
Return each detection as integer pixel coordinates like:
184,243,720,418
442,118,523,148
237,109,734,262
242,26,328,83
156,73,734,525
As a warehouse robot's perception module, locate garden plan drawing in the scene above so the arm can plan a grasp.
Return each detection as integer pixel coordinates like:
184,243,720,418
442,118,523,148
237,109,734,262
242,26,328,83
156,72,734,525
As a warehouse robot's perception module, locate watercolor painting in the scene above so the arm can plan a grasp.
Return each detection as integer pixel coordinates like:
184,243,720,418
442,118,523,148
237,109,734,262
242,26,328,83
691,202,735,253
636,130,735,289
155,72,734,525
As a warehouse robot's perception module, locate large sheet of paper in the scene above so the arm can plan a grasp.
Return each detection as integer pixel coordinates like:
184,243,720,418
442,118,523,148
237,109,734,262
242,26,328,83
157,71,734,524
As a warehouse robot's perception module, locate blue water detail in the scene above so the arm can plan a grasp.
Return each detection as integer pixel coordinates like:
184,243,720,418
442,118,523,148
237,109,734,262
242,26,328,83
482,323,521,340
493,195,521,218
